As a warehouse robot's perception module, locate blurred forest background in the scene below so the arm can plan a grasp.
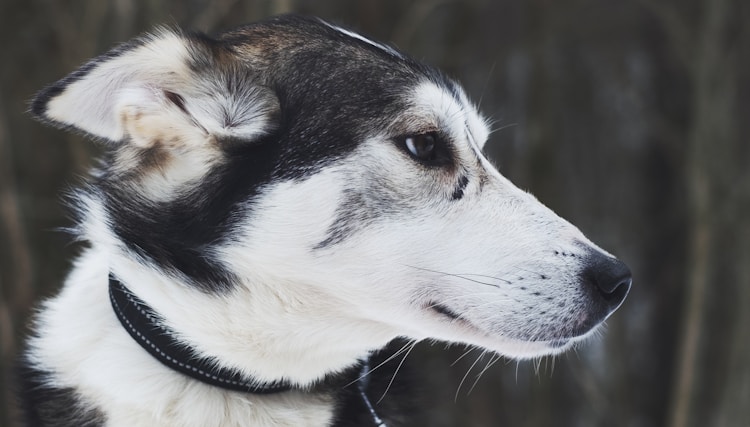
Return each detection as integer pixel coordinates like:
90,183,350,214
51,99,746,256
1,0,748,426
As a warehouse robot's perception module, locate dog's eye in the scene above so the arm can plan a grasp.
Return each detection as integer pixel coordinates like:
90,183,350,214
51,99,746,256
395,132,452,166
403,134,436,161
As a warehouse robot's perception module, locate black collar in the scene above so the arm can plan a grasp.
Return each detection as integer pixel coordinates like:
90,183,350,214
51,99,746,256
108,274,293,394
108,274,389,426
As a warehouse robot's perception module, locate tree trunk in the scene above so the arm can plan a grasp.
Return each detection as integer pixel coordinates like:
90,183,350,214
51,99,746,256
667,0,747,425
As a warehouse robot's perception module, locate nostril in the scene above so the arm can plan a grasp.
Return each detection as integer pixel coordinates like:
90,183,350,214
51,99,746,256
601,274,631,305
599,262,632,295
584,253,632,309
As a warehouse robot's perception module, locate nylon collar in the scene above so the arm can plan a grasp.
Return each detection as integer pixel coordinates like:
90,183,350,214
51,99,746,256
108,274,293,394
108,274,389,425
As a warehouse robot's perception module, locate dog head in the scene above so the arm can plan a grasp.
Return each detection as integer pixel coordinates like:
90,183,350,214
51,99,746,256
33,15,630,382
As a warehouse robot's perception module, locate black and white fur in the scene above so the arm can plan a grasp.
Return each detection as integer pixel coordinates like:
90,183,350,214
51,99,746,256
20,15,631,427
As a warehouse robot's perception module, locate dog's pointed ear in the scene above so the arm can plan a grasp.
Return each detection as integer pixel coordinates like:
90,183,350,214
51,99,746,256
31,28,278,147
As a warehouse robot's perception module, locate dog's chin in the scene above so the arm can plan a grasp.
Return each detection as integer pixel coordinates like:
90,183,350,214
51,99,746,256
481,333,594,360
427,303,597,359
477,335,575,359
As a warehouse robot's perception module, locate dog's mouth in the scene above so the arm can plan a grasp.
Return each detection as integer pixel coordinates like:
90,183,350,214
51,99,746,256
428,302,581,354
429,302,463,321
427,301,491,336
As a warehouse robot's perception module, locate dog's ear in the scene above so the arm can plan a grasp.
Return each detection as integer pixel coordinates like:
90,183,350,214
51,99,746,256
31,28,278,148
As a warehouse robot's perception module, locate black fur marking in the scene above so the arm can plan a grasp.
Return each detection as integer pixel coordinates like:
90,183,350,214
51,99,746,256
97,18,458,289
451,174,470,200
101,133,282,292
15,357,105,427
329,340,419,427
313,190,373,250
16,339,413,426
163,90,188,114
26,16,461,425
41,15,461,294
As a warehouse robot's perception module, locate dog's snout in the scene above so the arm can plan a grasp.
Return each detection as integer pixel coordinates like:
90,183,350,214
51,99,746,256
583,252,632,311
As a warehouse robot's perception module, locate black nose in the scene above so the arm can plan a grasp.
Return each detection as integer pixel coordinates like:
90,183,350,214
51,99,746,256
584,252,632,312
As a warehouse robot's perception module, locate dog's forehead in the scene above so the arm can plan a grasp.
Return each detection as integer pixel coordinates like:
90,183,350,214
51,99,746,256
221,16,455,97
222,16,403,63
210,15,489,160
213,15,479,140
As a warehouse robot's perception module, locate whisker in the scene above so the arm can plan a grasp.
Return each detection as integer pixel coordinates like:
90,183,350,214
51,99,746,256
377,340,418,403
450,272,512,284
455,350,486,402
487,122,519,135
476,60,497,108
450,346,475,367
467,353,502,395
550,355,557,377
402,264,511,287
345,339,415,387
533,357,543,376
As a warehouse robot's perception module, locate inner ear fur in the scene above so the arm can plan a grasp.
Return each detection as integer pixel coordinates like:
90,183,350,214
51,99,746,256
32,28,279,147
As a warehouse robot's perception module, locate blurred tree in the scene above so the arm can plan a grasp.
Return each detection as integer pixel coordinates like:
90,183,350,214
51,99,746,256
1,0,747,426
643,0,750,426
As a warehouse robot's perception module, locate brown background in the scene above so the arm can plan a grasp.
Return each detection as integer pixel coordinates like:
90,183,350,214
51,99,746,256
1,0,748,426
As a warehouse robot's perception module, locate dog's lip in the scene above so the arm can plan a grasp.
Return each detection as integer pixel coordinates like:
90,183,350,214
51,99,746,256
426,303,583,357
427,302,489,334
426,302,581,352
426,302,503,341
429,302,463,321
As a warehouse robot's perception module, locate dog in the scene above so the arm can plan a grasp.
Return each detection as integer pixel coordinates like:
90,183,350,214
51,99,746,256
20,14,631,427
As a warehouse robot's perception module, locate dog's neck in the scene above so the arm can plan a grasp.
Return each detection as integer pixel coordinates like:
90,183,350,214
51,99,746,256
108,274,389,426
109,275,293,394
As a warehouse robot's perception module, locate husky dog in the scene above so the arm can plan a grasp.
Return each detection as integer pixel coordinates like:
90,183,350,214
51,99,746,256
20,14,631,427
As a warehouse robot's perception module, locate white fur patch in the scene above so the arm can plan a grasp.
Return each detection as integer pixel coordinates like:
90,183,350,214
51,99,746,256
44,29,276,146
410,81,490,153
28,19,627,426
30,248,337,427
42,29,280,202
45,30,192,141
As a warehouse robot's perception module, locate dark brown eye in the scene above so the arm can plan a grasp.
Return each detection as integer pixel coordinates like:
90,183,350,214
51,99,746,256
404,134,436,161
